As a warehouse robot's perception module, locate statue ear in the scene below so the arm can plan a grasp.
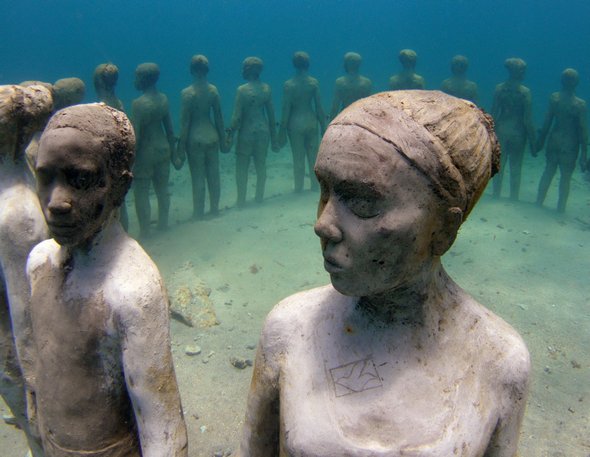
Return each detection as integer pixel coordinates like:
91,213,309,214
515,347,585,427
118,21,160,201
432,207,463,256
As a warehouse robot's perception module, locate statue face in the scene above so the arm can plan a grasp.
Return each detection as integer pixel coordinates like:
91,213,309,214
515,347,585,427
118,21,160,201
314,126,440,298
36,127,114,248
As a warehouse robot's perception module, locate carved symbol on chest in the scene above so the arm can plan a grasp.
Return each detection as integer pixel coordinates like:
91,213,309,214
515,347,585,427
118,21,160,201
329,357,383,397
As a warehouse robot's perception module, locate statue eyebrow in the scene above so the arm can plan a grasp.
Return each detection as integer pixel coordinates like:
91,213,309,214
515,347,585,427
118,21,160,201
333,179,384,200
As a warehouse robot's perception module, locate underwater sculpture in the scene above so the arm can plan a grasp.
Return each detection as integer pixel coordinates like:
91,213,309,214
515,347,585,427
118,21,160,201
239,91,530,457
26,103,188,456
132,62,176,238
93,63,124,111
52,77,86,111
93,63,129,230
388,49,425,90
329,52,372,120
227,56,278,207
440,55,478,104
278,51,327,192
23,77,86,171
536,68,588,212
177,54,227,219
0,84,53,457
491,57,536,201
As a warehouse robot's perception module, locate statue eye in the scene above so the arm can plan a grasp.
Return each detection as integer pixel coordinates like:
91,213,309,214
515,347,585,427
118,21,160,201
343,196,381,219
67,170,100,190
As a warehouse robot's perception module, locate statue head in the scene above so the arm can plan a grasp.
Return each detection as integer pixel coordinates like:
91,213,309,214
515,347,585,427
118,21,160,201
53,77,85,111
343,52,362,74
93,63,120,94
242,56,264,81
0,84,53,163
314,90,499,297
399,49,418,70
292,51,310,71
190,54,210,77
504,57,527,81
35,103,135,247
134,63,160,91
451,55,469,76
560,68,579,91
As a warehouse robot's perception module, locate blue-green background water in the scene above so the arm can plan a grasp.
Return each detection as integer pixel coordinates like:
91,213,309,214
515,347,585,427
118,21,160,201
2,0,590,119
2,1,589,456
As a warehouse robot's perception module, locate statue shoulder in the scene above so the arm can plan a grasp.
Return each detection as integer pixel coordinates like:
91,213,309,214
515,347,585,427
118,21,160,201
26,239,60,279
463,297,530,386
106,237,168,316
262,285,336,347
181,85,195,99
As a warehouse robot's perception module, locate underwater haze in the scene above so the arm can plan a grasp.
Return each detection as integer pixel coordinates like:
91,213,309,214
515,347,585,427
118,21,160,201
1,1,589,456
2,0,590,118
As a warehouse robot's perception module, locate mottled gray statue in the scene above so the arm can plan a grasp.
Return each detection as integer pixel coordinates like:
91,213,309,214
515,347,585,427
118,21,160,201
278,51,327,192
440,55,478,104
227,57,278,207
24,77,86,170
93,63,129,230
491,58,536,200
0,84,52,457
536,68,588,212
132,63,176,237
93,63,124,111
52,77,85,112
239,91,530,457
330,52,372,120
389,49,425,90
27,104,188,456
177,55,227,219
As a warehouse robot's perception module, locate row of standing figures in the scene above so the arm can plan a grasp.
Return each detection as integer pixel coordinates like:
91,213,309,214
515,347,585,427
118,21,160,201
93,50,588,238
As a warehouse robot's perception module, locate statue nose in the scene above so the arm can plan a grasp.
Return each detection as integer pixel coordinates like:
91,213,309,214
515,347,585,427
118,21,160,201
314,198,343,243
47,186,73,214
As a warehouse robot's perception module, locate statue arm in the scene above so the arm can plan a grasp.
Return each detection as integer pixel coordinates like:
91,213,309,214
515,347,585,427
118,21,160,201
176,92,191,166
579,101,588,170
535,95,556,152
314,82,327,134
523,90,536,154
162,98,176,155
330,82,342,121
212,89,227,153
227,88,243,148
237,335,280,457
130,100,143,149
120,278,188,457
265,86,279,151
278,83,292,148
484,345,531,457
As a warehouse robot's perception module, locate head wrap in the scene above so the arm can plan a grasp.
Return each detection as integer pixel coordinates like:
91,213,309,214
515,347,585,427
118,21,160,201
329,90,500,219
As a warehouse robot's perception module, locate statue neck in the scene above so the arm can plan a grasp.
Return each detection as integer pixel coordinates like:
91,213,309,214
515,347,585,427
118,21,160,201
356,260,449,328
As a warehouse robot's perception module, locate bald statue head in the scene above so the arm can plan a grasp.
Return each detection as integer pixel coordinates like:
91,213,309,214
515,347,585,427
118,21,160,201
0,84,53,162
53,77,86,111
343,52,362,74
242,56,264,80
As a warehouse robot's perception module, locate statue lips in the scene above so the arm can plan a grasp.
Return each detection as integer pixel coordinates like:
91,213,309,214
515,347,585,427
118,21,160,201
323,254,345,274
47,221,78,240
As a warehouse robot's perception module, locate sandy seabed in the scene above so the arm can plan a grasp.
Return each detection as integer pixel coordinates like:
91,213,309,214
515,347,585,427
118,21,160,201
1,148,589,456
